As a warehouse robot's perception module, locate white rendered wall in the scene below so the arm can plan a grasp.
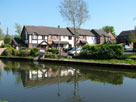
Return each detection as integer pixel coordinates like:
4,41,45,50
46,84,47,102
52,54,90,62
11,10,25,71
87,36,96,44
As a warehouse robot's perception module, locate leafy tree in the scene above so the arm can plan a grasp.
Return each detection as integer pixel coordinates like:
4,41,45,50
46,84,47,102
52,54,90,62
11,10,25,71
59,0,89,53
4,34,11,44
15,23,22,35
103,26,116,36
0,22,3,40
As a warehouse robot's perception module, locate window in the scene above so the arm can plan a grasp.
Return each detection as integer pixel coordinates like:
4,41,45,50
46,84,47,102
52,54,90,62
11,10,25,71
33,33,38,39
69,36,72,40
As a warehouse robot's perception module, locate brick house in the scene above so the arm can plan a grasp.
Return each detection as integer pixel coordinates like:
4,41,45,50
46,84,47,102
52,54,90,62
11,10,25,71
21,25,111,50
91,29,111,44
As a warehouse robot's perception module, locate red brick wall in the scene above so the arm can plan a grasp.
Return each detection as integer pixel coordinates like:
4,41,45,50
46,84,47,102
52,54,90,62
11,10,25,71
48,36,60,43
28,44,32,48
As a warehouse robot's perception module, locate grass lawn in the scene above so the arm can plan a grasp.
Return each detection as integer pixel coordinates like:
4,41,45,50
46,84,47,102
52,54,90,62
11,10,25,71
122,54,136,59
70,58,136,64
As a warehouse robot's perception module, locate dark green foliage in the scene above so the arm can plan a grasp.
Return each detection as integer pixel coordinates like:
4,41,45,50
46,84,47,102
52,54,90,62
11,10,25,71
12,49,19,56
2,48,13,56
20,50,30,56
133,43,136,51
79,44,124,59
47,48,59,54
30,48,40,57
19,47,27,50
44,53,65,59
0,44,12,48
126,32,136,45
4,34,11,44
103,26,116,36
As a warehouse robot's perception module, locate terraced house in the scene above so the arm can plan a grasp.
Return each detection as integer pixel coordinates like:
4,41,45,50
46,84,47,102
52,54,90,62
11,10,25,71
20,25,112,51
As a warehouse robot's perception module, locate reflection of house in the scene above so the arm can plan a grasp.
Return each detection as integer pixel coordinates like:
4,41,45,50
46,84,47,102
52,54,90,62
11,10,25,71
0,60,5,70
20,68,83,87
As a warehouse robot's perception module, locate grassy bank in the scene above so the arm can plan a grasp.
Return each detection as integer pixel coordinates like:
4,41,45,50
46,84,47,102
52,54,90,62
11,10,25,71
1,55,136,65
70,58,136,64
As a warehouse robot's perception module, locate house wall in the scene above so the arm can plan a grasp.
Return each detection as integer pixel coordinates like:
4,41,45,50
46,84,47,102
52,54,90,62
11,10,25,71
61,36,74,47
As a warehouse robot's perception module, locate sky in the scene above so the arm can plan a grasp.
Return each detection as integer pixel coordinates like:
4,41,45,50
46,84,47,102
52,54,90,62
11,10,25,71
0,0,136,35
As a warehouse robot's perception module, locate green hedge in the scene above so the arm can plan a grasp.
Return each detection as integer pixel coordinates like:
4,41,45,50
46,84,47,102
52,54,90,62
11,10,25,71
1,48,13,56
79,44,124,59
30,48,40,57
20,50,30,57
47,48,59,54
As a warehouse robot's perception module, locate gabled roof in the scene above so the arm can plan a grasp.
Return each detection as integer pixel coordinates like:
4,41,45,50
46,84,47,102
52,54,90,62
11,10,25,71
91,29,110,37
117,30,136,43
67,27,95,36
12,39,24,46
24,25,72,36
118,30,136,37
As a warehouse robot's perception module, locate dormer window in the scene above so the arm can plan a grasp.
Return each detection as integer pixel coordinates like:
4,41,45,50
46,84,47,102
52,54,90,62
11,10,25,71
33,32,38,39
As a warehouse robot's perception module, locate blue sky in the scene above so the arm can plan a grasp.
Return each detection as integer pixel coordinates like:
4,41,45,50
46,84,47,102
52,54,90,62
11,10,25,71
0,0,136,35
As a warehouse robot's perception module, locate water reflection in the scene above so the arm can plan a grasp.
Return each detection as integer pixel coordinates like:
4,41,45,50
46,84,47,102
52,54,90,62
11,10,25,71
1,60,136,87
1,60,136,102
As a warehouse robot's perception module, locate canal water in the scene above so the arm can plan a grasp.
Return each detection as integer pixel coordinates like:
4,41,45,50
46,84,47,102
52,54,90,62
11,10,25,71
0,60,136,102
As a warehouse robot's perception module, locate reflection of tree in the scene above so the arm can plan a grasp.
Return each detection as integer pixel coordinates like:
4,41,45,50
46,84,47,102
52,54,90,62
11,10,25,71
0,70,2,79
80,69,124,85
69,69,84,102
15,72,22,85
57,68,61,97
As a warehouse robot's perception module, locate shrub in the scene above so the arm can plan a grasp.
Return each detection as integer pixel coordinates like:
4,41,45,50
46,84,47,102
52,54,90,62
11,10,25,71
4,34,11,44
30,48,40,57
80,44,124,59
47,48,59,54
12,49,19,56
20,50,30,57
2,48,13,56
19,47,27,50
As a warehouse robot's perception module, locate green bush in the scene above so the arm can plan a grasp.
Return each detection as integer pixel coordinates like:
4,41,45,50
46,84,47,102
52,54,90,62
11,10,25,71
47,48,59,54
20,50,30,57
30,48,40,57
79,44,124,59
12,49,19,56
4,35,11,44
45,53,58,59
2,48,13,56
0,44,12,48
19,47,27,50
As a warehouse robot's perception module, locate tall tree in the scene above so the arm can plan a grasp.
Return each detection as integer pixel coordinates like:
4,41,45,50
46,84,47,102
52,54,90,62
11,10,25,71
6,27,9,35
0,22,3,40
59,0,89,52
15,23,22,35
103,26,116,37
